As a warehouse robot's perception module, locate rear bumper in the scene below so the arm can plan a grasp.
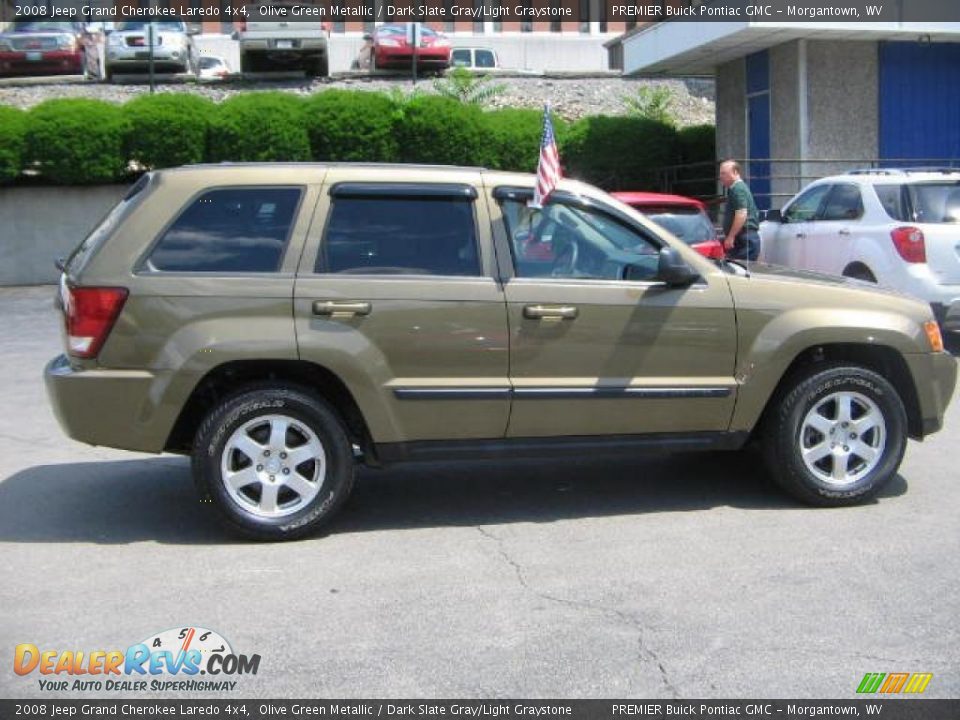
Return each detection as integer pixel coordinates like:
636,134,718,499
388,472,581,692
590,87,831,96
905,351,957,437
44,354,173,454
375,47,450,68
0,50,82,75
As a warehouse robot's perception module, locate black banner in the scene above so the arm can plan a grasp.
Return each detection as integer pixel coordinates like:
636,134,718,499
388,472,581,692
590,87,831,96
1,700,960,720
4,0,960,24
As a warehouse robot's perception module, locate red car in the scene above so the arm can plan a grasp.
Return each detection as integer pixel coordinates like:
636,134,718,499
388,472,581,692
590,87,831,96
357,24,451,72
0,21,91,77
612,191,725,260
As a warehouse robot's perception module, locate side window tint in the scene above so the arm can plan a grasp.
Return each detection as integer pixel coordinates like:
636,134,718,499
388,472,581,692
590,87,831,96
146,187,301,273
499,198,660,281
451,49,471,66
475,50,496,68
820,184,864,221
874,185,906,221
319,196,480,276
783,185,830,224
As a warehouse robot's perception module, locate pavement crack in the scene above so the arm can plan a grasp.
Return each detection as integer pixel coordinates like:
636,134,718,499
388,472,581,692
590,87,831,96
475,525,680,698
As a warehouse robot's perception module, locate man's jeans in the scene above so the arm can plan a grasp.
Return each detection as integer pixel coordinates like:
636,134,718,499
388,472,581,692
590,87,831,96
728,230,761,261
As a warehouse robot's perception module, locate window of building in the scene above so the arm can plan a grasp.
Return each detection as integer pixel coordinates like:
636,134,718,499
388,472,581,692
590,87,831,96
145,188,302,273
319,194,480,276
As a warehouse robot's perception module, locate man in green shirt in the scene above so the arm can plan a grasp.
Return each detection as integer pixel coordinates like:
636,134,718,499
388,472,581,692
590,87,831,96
720,160,760,261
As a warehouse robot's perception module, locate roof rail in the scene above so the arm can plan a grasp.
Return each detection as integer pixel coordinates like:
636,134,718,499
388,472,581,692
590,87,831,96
847,167,960,176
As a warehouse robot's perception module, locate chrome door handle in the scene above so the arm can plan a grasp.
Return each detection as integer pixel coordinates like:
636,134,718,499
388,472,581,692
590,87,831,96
312,301,371,317
795,233,806,239
523,304,579,320
838,229,851,236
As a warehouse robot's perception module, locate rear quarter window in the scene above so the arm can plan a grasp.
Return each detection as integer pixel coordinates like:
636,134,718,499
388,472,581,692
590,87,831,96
144,187,302,273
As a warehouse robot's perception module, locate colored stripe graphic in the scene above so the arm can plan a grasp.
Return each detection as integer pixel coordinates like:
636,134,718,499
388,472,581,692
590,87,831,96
857,673,885,693
880,673,909,693
903,673,933,694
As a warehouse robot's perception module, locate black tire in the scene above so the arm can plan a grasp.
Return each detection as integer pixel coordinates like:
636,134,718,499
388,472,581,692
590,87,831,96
192,384,356,541
761,364,907,506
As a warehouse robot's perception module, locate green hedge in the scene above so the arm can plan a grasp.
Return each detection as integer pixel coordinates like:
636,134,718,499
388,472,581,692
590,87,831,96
25,99,129,184
395,96,491,167
675,123,717,199
2,90,715,189
208,92,310,163
305,90,399,162
483,108,568,174
125,94,214,170
0,106,27,184
561,115,679,191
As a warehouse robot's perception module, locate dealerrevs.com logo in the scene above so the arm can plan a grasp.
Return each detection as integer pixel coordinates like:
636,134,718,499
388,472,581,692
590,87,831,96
13,627,260,693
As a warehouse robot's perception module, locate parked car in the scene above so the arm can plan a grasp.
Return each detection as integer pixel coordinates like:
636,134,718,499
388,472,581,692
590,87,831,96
356,24,451,72
197,55,230,81
45,164,956,540
0,21,91,77
235,6,328,77
104,21,197,81
760,169,960,327
450,46,500,71
613,191,725,260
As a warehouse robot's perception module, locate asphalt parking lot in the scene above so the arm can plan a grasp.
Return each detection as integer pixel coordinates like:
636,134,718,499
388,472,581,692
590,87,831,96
1,285,957,700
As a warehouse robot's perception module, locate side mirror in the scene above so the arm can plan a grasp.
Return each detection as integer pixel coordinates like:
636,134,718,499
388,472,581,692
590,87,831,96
657,246,699,287
762,208,782,223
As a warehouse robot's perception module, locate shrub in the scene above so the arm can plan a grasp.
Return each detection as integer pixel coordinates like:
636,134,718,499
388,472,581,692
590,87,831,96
0,106,27,184
561,115,678,191
676,123,717,199
208,92,310,163
25,99,129,184
304,90,399,162
483,108,568,174
125,93,214,169
395,96,491,167
432,68,506,107
623,85,677,126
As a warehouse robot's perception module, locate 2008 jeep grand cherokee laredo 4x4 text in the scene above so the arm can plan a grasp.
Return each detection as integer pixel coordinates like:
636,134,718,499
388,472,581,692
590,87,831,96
45,164,957,540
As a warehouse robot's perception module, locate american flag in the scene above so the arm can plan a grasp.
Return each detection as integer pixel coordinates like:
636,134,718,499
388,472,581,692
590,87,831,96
530,103,561,209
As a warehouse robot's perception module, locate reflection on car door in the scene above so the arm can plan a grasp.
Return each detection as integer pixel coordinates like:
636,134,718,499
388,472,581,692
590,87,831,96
491,188,738,438
294,172,510,445
811,183,864,275
771,183,831,270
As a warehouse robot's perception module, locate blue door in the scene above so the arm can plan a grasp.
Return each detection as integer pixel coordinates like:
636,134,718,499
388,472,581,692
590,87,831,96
746,51,771,209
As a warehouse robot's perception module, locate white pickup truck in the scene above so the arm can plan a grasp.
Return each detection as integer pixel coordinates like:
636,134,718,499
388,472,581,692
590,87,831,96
237,5,329,77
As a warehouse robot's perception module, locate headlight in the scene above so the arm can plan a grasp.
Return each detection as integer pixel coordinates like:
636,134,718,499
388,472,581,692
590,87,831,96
378,38,401,47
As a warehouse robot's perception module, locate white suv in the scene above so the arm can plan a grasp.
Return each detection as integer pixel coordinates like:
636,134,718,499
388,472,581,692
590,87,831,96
104,21,196,81
761,169,960,330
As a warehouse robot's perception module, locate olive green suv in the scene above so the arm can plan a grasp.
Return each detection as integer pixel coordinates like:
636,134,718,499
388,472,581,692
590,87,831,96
45,164,957,540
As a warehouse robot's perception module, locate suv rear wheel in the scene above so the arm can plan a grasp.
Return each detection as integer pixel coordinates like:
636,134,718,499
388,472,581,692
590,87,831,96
762,364,907,506
192,385,355,540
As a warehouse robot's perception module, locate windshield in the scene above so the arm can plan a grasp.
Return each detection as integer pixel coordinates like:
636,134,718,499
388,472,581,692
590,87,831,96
116,22,184,32
379,24,437,36
642,207,716,245
11,22,78,33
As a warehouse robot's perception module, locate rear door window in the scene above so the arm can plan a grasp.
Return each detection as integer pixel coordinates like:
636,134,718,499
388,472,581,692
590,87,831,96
475,50,496,68
318,189,480,276
145,187,302,273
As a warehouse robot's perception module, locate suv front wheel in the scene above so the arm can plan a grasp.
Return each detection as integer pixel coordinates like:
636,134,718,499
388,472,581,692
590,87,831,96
762,364,907,506
193,385,355,540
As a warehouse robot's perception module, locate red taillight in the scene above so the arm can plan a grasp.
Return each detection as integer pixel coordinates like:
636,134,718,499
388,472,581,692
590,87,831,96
890,226,926,263
64,287,128,359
